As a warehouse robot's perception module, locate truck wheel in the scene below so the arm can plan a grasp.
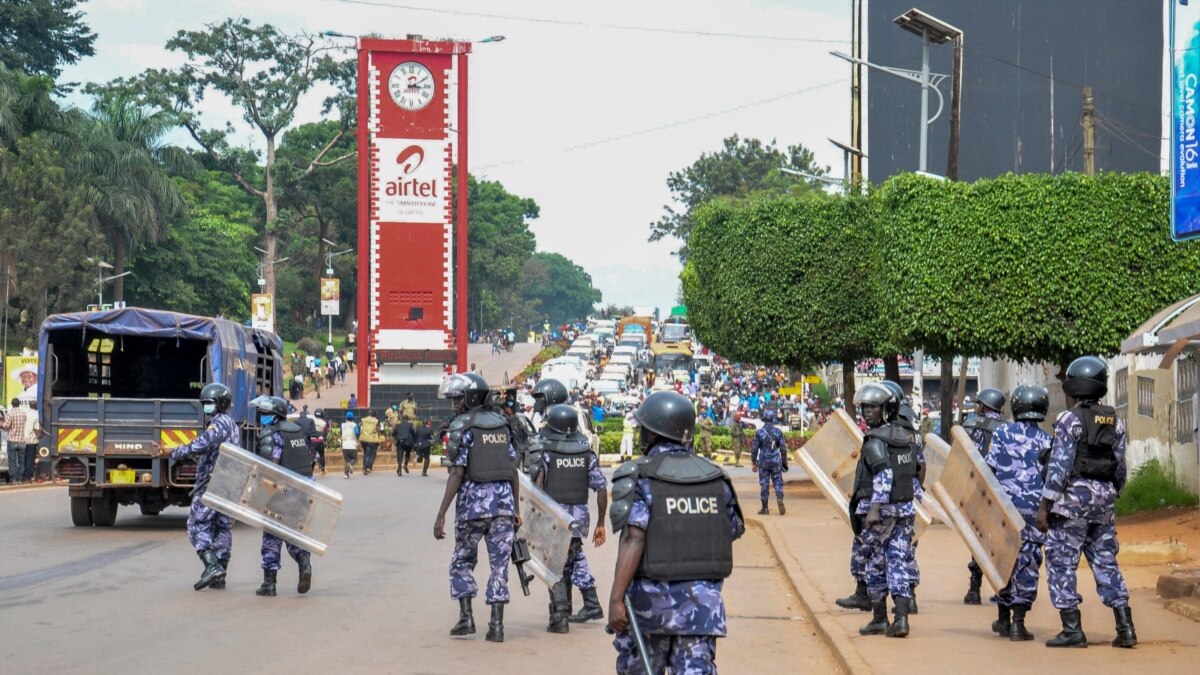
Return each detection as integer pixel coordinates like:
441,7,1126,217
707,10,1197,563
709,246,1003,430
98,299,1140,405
91,494,119,527
70,497,93,527
139,503,163,516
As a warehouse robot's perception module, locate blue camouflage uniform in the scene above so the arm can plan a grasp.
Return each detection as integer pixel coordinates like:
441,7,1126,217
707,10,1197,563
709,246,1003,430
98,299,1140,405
614,442,744,675
260,427,308,571
449,429,518,605
966,409,1004,583
539,450,608,589
751,423,786,502
170,412,239,558
855,462,916,603
1041,409,1130,610
986,421,1050,607
904,422,925,590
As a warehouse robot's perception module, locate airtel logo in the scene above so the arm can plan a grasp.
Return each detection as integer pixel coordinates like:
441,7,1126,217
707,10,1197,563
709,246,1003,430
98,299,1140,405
396,145,424,174
386,144,438,197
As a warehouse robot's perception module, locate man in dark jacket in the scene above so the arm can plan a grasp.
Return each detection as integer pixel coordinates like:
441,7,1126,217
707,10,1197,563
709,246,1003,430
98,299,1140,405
414,419,435,476
394,416,417,475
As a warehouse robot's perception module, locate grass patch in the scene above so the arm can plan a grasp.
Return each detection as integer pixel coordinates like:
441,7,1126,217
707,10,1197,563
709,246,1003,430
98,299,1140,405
1115,458,1198,516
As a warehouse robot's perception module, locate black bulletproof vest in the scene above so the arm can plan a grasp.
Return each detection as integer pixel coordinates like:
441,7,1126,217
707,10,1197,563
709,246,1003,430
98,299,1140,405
1072,403,1119,482
543,441,592,505
973,417,1001,453
852,425,916,504
638,453,733,582
278,422,313,476
465,409,514,483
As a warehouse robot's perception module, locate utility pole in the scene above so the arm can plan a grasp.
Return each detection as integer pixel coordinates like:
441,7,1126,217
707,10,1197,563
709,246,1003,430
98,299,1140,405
850,0,863,184
941,33,965,440
1082,86,1096,176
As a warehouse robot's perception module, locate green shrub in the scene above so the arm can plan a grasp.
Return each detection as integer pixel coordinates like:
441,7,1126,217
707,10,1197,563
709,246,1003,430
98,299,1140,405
296,337,321,356
600,431,624,454
1115,459,1198,516
599,417,625,434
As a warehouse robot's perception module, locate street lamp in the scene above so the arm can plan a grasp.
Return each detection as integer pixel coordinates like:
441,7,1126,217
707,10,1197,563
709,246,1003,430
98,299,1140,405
322,238,353,344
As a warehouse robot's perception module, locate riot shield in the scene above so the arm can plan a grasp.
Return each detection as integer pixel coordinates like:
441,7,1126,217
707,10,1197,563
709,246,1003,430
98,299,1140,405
928,426,1024,593
516,471,576,587
201,442,343,556
796,409,932,536
919,433,951,523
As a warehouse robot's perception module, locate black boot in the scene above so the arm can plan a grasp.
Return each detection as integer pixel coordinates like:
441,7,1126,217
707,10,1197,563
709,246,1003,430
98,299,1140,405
963,570,983,605
211,557,229,590
486,603,505,643
859,599,889,635
1009,604,1034,641
569,586,604,623
885,596,911,638
909,586,918,614
194,550,226,591
297,552,312,595
777,496,786,516
1111,606,1137,648
758,499,769,515
836,579,872,611
255,569,277,597
547,582,570,633
450,597,476,636
992,604,1011,636
1046,608,1088,648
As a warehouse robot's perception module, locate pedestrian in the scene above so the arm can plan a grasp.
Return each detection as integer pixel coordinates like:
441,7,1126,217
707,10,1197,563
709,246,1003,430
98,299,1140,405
414,419,434,476
1036,356,1137,648
326,362,336,388
158,384,238,591
751,410,787,515
696,410,715,459
250,396,315,597
491,335,501,355
607,391,744,673
338,359,347,384
349,393,358,409
1,399,29,484
851,383,917,638
619,410,636,463
325,342,335,362
393,415,416,475
533,404,607,633
432,373,520,643
963,387,1007,604
359,409,381,475
311,362,322,399
346,348,355,372
340,412,360,478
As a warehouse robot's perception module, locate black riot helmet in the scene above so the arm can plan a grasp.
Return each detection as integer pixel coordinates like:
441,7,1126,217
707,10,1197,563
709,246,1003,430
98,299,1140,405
543,403,580,439
633,390,695,449
1011,385,1050,422
531,378,569,413
854,382,899,421
200,383,232,413
438,372,490,410
1063,356,1108,400
881,380,918,424
250,395,288,418
975,388,1006,414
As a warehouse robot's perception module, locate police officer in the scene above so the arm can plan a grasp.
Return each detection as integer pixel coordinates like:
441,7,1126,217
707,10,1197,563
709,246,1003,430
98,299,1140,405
696,410,715,459
883,380,924,613
528,378,569,430
985,384,1051,640
432,373,521,643
497,386,538,473
851,383,917,638
250,396,315,597
750,410,787,515
533,404,608,633
400,393,418,422
159,383,239,591
1036,356,1137,648
608,391,744,673
964,386,1007,604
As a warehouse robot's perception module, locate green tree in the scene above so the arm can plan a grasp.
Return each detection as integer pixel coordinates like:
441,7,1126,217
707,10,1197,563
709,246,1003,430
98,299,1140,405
649,134,828,260
0,63,64,148
462,175,539,331
520,252,602,325
0,0,96,78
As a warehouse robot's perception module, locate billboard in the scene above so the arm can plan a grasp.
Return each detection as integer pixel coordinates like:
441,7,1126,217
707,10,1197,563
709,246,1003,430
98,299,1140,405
251,294,274,333
1173,0,1200,240
5,355,38,405
320,278,340,316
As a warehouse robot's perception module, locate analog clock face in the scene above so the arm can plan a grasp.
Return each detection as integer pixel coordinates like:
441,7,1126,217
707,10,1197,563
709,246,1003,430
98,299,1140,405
388,62,435,111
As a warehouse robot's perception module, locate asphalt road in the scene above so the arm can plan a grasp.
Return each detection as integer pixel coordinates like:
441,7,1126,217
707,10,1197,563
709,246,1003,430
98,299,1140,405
0,471,835,674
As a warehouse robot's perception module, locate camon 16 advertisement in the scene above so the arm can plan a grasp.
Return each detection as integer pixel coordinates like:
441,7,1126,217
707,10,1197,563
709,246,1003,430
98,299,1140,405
1173,0,1200,240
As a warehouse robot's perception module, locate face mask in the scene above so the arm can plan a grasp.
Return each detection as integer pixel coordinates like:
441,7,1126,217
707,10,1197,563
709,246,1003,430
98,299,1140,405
259,413,277,426
203,403,217,415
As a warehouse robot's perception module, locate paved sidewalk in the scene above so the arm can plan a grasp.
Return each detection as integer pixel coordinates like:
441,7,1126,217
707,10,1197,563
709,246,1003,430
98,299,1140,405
733,474,1200,674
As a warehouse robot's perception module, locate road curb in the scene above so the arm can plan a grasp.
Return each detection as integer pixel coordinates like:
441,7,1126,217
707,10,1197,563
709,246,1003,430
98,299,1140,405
0,482,65,493
748,514,872,675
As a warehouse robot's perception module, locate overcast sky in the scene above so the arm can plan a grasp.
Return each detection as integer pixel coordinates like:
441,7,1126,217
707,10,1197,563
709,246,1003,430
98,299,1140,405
63,0,852,313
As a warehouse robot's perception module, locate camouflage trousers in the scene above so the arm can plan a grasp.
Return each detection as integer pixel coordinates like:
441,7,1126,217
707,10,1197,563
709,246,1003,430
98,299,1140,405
998,525,1044,608
449,516,515,605
187,493,232,558
613,632,717,675
1045,513,1129,610
849,534,867,581
261,532,305,571
564,537,596,590
907,538,920,589
758,468,784,501
697,436,713,458
861,515,915,602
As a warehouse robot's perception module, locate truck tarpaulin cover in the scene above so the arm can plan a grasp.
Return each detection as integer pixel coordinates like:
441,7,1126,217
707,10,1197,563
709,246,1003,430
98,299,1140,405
38,308,282,421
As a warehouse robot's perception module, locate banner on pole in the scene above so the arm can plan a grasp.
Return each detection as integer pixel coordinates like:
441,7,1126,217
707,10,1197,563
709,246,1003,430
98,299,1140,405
1172,0,1200,240
320,278,340,316
251,294,274,333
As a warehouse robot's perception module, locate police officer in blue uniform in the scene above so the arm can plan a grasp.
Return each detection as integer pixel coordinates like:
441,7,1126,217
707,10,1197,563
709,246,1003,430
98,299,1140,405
250,396,315,597
608,391,744,674
1036,356,1137,649
750,409,787,515
964,387,1007,604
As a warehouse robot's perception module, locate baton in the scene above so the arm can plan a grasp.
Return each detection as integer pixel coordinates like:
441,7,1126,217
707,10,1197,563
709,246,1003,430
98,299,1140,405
605,593,653,674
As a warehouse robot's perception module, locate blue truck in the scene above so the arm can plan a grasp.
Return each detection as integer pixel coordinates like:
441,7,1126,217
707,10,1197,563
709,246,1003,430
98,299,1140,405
39,308,283,526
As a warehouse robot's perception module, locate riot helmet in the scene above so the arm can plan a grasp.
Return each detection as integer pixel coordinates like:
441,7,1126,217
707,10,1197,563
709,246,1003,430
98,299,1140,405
976,388,1007,414
633,390,695,450
250,395,287,426
531,378,569,413
544,403,580,439
1010,385,1050,422
1063,356,1108,400
438,372,490,412
200,383,232,415
761,409,776,424
854,382,898,425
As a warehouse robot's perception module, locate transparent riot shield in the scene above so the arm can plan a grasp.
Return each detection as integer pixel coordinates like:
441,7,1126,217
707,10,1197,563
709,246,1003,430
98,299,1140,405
516,471,575,587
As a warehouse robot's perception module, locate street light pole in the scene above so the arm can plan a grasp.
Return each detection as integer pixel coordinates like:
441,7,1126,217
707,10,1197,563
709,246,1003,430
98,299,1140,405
919,26,930,173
